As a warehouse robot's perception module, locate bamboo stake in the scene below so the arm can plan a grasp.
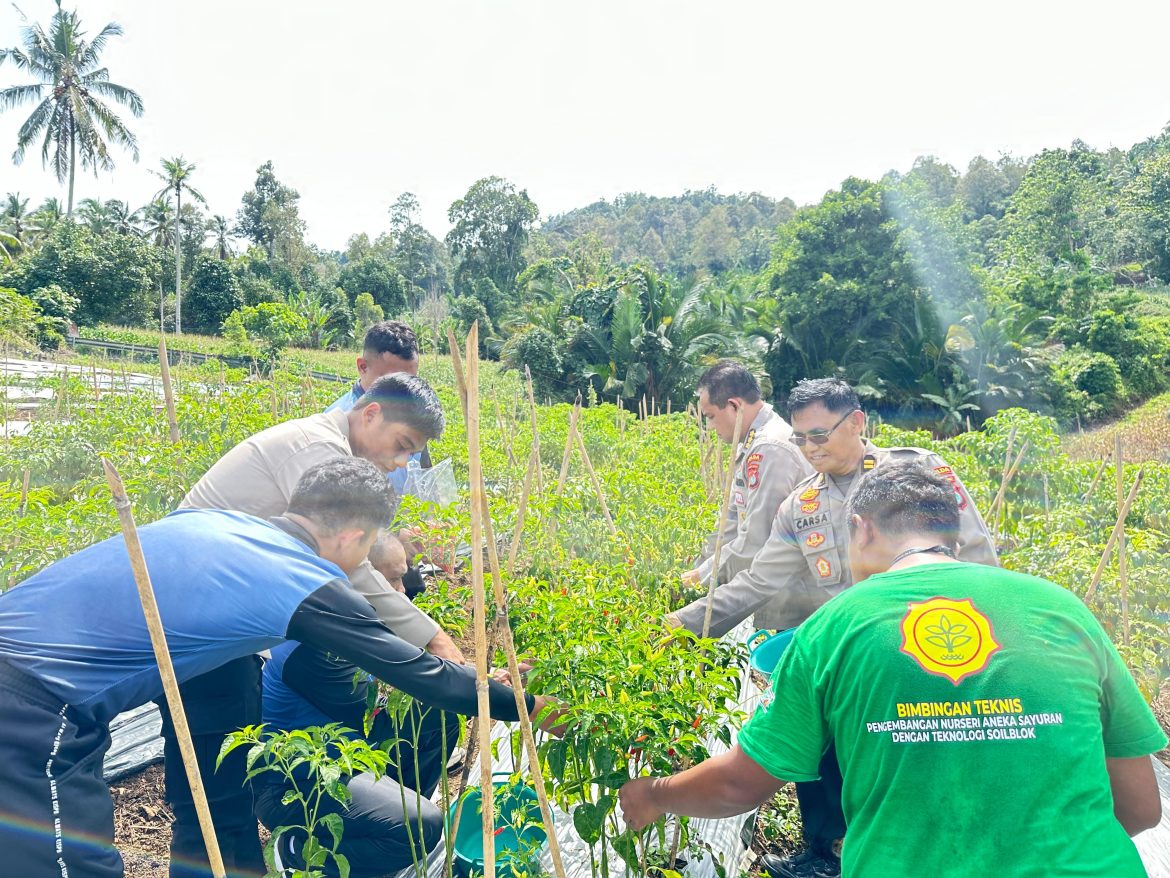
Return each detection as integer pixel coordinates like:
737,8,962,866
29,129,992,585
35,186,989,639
1084,468,1144,603
464,324,496,878
523,366,544,494
158,337,180,443
701,407,745,638
506,444,540,576
1083,453,1111,502
446,328,469,420
19,468,30,517
102,459,226,878
494,394,518,468
555,403,581,497
477,471,567,878
574,428,617,536
995,426,1017,510
1116,436,1130,646
987,440,1030,528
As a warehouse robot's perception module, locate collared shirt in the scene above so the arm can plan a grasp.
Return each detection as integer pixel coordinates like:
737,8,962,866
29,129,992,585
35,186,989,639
675,439,999,636
180,410,440,647
325,382,424,497
693,403,811,587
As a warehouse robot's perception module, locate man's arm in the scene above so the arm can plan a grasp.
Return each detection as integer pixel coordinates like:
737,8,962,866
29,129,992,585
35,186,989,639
350,560,463,660
1107,756,1163,835
287,580,530,722
670,505,807,637
708,443,810,585
619,745,786,831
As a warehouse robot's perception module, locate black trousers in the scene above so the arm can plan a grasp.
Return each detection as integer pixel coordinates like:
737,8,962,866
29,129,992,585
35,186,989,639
0,661,122,878
253,704,459,878
157,655,265,878
794,743,846,855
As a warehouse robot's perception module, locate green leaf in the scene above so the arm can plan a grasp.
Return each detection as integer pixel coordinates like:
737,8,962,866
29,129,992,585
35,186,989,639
321,812,345,851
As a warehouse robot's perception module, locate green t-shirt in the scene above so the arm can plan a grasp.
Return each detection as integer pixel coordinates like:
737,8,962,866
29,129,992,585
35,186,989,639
738,562,1167,878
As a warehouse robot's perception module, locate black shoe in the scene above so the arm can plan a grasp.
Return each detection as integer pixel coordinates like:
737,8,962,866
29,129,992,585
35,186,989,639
761,849,841,878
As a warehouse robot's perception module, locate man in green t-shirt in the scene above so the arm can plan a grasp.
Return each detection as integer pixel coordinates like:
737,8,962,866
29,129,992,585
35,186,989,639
620,461,1166,877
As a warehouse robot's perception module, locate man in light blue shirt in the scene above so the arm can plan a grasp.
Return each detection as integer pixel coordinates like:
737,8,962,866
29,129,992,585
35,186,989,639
327,320,430,497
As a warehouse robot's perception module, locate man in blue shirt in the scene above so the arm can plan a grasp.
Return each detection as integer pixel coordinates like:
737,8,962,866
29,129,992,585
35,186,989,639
0,458,550,878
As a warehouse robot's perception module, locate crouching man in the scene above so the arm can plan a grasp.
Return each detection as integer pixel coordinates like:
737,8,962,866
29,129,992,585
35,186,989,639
622,461,1164,877
0,458,551,878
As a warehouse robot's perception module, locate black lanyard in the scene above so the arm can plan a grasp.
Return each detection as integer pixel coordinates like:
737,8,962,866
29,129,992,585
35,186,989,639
889,544,956,566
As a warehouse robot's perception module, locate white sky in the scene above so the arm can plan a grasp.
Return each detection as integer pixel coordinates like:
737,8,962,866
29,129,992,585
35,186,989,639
2,0,1169,251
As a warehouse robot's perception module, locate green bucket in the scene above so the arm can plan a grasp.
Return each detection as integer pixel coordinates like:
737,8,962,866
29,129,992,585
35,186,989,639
448,775,551,878
747,628,796,678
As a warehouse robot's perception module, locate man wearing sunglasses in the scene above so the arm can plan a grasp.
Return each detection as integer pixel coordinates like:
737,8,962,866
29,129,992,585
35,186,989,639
668,377,997,878
682,361,812,597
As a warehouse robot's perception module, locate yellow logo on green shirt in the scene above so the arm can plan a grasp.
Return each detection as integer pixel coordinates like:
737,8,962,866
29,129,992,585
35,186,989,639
900,597,1001,685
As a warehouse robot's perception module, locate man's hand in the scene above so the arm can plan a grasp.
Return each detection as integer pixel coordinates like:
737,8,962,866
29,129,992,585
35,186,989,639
490,660,534,687
426,630,465,664
681,568,701,588
619,777,665,831
663,613,683,630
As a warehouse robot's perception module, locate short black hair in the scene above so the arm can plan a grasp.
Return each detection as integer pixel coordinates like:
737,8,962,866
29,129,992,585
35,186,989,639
354,373,445,440
363,320,419,361
287,458,398,534
848,460,960,543
696,360,761,407
786,378,860,417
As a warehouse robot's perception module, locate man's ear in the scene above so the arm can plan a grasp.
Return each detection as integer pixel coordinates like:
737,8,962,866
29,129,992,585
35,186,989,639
356,355,368,376
850,514,872,545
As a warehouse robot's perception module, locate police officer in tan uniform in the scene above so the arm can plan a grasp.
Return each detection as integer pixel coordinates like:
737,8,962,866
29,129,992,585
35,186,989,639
683,362,811,591
669,378,998,878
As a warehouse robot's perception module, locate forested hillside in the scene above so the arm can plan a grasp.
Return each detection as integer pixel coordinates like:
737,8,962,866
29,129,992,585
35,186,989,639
5,119,1170,433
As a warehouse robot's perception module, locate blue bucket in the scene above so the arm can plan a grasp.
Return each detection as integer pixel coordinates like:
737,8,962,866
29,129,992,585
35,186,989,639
747,628,795,678
448,774,551,878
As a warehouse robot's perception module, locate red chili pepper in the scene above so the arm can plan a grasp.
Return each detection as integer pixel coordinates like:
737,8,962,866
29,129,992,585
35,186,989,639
493,827,507,837
692,716,701,730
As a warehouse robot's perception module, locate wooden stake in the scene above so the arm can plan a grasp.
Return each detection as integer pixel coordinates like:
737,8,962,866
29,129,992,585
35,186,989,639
506,444,540,576
102,459,226,878
158,337,180,443
573,428,618,536
523,366,544,494
493,393,518,468
555,403,581,497
463,324,496,878
987,439,1029,528
1084,468,1144,603
446,328,469,420
19,468,30,517
476,470,567,878
701,407,745,639
1084,453,1110,502
1116,436,1129,646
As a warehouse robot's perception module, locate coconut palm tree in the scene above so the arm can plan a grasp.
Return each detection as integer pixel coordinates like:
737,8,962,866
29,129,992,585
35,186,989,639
152,156,206,333
208,214,233,259
140,198,175,249
1,192,40,249
0,2,143,216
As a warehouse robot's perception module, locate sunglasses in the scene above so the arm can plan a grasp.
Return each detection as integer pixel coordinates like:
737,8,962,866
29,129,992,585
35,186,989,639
791,409,857,446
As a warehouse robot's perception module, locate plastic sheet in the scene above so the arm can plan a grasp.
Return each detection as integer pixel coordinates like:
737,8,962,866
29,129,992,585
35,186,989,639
104,702,164,782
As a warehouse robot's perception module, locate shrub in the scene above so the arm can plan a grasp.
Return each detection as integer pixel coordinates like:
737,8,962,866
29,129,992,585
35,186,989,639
1049,348,1124,424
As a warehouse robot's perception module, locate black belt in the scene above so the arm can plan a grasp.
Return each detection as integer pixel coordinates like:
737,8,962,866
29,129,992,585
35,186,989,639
0,658,66,711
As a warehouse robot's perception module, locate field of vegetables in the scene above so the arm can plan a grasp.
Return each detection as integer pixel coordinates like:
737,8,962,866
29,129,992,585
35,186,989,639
1,345,1167,877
